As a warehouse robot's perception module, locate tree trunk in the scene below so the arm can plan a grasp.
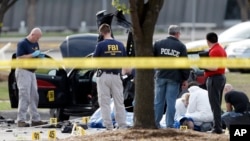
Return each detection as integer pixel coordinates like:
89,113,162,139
0,0,18,35
237,0,249,21
0,9,5,35
129,0,163,129
27,0,36,33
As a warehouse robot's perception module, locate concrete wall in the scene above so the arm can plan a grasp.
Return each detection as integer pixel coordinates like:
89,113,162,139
3,0,228,31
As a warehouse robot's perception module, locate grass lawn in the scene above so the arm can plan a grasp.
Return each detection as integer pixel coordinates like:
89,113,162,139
0,101,11,110
225,72,250,93
0,72,249,111
0,81,9,100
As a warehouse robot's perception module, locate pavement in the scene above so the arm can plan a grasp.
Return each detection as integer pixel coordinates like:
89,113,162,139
0,109,106,141
0,29,225,52
1,29,225,61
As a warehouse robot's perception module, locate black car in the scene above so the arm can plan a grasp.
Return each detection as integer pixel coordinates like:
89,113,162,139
8,31,135,121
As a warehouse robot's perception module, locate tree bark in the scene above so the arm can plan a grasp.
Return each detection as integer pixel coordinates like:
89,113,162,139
0,0,18,35
129,0,163,129
27,0,36,33
237,0,249,21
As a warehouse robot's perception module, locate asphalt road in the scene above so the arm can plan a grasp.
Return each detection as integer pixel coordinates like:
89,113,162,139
2,29,224,60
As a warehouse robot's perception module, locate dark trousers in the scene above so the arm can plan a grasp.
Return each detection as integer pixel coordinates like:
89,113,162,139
206,74,226,131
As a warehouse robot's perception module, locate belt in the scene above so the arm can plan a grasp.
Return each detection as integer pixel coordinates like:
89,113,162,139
104,72,120,75
208,74,224,77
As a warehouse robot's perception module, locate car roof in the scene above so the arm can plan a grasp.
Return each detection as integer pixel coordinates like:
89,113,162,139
66,33,98,39
59,33,99,57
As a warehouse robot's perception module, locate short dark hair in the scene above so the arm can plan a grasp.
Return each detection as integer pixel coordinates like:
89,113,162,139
206,32,218,43
99,24,111,34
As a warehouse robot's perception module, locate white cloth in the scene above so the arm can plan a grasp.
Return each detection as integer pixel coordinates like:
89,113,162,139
175,98,187,121
185,86,213,125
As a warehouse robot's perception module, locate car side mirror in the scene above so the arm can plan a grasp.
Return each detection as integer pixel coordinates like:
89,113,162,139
48,70,57,76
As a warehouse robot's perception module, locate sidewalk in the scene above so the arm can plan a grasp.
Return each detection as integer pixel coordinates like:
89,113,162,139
0,29,224,52
0,109,104,140
0,109,50,121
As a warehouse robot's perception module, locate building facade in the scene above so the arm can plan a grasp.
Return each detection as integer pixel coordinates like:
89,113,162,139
3,0,235,32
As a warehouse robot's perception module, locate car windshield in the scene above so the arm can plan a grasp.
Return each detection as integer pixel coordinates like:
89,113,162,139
219,22,250,40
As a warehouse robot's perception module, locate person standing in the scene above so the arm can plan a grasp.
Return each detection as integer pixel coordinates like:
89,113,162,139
15,27,47,127
153,25,190,128
93,24,127,130
205,32,227,134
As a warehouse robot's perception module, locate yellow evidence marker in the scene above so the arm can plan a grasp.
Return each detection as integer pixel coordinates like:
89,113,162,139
32,132,40,140
48,129,57,141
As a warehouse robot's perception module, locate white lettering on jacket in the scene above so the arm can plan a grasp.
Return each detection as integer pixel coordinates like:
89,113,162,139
160,48,180,57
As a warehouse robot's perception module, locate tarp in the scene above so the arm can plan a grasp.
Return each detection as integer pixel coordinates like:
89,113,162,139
88,99,167,128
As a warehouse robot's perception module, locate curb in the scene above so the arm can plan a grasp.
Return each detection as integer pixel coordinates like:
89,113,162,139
0,109,51,121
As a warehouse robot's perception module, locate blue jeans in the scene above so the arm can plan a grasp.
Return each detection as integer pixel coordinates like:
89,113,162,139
221,111,243,129
154,78,180,128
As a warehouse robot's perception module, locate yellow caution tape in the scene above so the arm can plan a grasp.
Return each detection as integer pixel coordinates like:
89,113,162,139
0,57,250,69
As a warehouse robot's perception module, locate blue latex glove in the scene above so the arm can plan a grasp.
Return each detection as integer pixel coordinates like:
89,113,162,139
31,50,41,57
38,53,45,58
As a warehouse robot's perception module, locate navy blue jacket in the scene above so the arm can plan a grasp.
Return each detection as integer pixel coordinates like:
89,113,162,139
153,36,190,82
93,39,126,73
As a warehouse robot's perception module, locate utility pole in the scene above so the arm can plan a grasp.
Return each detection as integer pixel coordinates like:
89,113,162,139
102,0,107,10
191,0,197,41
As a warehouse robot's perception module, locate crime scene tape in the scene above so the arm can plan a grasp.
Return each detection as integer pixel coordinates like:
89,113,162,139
0,57,250,69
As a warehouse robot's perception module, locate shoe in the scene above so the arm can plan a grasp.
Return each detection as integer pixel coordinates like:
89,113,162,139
207,129,225,134
31,121,48,126
106,127,114,131
116,125,128,130
105,126,114,130
17,121,30,127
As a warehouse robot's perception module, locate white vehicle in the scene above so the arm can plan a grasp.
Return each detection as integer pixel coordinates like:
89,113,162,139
186,21,250,53
186,21,250,73
225,39,250,73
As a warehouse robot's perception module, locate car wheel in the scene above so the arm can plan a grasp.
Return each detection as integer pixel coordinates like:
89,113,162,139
56,108,70,122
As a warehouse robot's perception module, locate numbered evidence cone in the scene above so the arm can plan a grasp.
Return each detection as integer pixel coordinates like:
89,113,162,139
179,125,188,131
48,129,57,140
71,123,86,136
32,132,40,141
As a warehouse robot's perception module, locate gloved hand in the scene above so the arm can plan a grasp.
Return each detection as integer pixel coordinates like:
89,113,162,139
31,50,41,57
38,53,45,58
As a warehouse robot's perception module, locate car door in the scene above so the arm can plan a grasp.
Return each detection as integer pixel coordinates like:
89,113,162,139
8,53,70,108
